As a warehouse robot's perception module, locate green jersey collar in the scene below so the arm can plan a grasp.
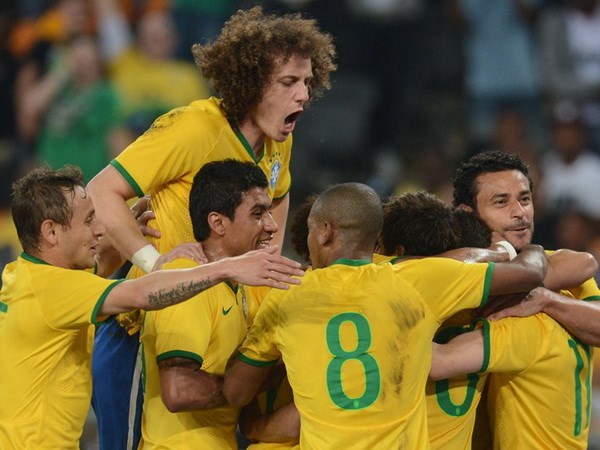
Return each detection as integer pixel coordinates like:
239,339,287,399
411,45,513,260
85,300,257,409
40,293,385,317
21,252,51,265
234,128,265,163
331,258,372,267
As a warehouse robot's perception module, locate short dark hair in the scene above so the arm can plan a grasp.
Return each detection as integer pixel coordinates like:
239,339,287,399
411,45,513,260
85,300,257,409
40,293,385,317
453,209,492,248
11,165,85,253
381,191,460,256
452,150,533,209
289,194,317,263
189,159,268,242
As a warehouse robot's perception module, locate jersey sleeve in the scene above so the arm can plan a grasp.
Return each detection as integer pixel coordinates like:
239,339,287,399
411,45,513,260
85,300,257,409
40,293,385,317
151,293,215,367
152,260,215,366
569,277,600,301
111,106,214,197
238,288,285,367
397,258,494,322
483,314,549,373
37,269,122,330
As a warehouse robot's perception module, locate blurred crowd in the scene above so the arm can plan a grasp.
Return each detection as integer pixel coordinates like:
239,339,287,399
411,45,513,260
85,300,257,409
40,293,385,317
2,1,600,447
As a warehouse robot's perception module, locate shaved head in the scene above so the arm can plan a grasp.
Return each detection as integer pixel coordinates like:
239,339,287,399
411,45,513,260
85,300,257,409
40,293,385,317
311,183,383,246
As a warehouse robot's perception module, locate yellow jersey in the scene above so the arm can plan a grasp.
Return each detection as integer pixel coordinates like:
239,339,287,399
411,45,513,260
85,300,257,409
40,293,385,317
140,258,247,449
0,253,120,449
113,97,292,267
240,257,493,449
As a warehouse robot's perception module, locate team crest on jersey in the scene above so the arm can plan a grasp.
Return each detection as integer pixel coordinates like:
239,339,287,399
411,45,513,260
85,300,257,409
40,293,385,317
270,159,282,190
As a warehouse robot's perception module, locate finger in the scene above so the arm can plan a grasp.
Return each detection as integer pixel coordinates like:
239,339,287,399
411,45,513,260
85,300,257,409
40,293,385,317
265,270,302,285
140,225,161,238
268,261,304,277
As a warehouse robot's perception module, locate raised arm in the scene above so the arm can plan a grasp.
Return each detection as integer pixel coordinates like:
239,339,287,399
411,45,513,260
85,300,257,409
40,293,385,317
99,246,303,316
88,165,154,265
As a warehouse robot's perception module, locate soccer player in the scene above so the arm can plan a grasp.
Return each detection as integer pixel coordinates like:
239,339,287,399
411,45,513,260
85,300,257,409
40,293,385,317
140,160,280,448
380,188,596,449
446,151,600,447
223,182,547,449
0,165,303,449
87,7,336,448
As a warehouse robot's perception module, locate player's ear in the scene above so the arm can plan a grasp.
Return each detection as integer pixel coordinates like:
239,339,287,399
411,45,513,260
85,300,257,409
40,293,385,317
394,244,405,256
318,221,334,246
40,219,59,246
457,204,473,213
207,212,226,236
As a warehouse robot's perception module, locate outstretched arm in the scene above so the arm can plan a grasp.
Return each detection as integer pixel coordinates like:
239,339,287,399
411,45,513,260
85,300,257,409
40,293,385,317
488,286,600,346
544,249,598,291
100,246,304,316
488,244,546,296
430,330,485,381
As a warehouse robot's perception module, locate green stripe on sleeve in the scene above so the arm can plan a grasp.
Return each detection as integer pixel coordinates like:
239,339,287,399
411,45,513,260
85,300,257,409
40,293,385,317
479,262,495,307
91,280,125,325
478,319,490,372
157,350,203,366
110,160,145,198
0,300,7,313
238,352,279,367
583,296,600,302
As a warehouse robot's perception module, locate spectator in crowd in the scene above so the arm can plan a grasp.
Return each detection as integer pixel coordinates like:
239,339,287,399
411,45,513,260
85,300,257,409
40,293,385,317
539,0,600,152
33,36,123,182
451,0,543,151
540,101,600,220
94,0,210,138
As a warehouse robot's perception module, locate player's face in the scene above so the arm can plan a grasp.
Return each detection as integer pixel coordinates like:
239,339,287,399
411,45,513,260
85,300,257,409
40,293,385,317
473,170,534,251
59,186,103,270
223,187,278,256
248,54,313,143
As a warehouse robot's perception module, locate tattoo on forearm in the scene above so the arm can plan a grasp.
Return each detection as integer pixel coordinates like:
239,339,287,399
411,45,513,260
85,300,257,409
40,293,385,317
148,278,212,308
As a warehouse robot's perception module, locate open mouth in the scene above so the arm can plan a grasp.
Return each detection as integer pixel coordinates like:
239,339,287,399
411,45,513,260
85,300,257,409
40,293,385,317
257,239,272,249
284,111,302,125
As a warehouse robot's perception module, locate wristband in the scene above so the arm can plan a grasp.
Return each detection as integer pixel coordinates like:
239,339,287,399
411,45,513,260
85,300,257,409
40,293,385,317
496,240,517,261
131,244,161,273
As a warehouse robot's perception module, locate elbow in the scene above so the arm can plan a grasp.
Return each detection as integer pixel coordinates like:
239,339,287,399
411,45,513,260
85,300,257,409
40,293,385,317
223,382,252,408
582,253,599,281
162,395,186,414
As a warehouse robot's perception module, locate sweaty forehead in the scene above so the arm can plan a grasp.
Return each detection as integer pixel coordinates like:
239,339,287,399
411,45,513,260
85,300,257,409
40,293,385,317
475,170,530,198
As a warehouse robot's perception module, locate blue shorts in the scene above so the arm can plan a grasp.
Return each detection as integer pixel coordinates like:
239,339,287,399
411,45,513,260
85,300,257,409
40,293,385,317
92,317,143,450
